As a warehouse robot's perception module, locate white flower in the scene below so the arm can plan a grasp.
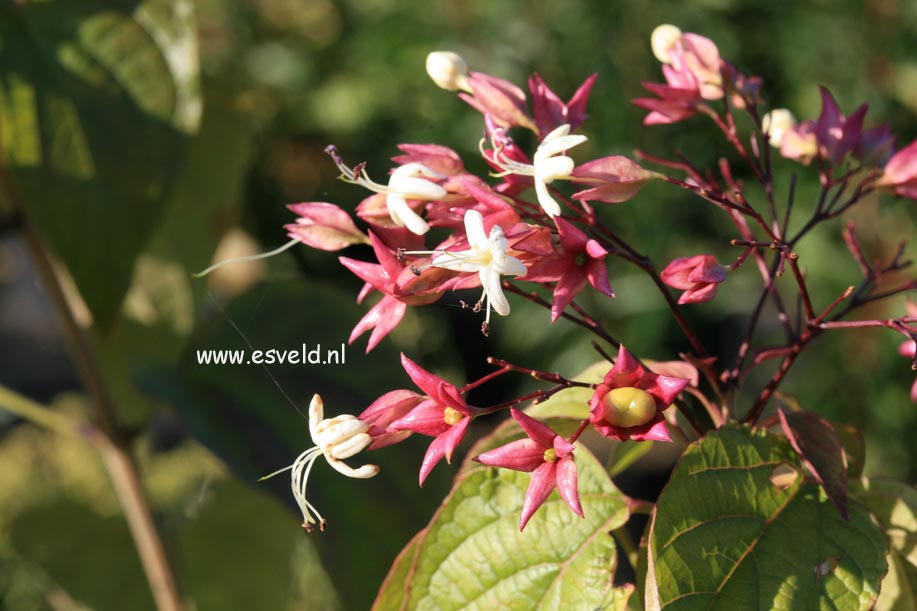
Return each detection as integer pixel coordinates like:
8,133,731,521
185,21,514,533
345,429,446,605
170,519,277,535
650,24,684,64
426,51,470,92
762,109,797,148
386,163,447,235
328,147,446,235
261,394,379,531
430,210,527,325
485,124,586,218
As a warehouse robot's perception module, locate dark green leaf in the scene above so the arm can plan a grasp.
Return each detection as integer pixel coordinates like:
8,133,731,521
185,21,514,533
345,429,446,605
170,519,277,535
0,0,200,326
607,439,654,478
93,95,255,426
833,422,866,480
10,500,154,610
9,478,341,611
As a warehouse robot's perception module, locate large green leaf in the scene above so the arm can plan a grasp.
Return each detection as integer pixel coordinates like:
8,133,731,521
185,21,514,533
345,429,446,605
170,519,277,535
853,478,917,611
648,425,887,611
0,0,200,326
10,499,153,610
94,96,254,426
375,415,632,610
525,361,608,421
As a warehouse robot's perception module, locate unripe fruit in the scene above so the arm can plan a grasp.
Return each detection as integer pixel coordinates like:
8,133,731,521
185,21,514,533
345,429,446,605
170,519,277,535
600,387,657,427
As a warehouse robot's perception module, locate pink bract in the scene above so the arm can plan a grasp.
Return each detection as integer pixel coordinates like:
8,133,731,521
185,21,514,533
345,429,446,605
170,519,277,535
877,138,917,199
285,202,368,251
523,217,613,321
660,254,727,304
528,72,597,139
389,354,474,485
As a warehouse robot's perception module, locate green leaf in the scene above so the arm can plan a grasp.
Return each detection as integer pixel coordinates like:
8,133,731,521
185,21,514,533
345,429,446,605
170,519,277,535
649,425,888,611
0,0,200,326
376,414,632,610
10,499,153,610
9,477,341,611
833,422,866,480
852,478,917,611
175,478,340,611
92,96,255,426
373,531,424,611
525,360,608,420
607,440,654,478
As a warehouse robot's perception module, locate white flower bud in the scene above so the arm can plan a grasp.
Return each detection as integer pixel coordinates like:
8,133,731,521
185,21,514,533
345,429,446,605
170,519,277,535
426,51,470,92
762,109,797,148
651,24,683,64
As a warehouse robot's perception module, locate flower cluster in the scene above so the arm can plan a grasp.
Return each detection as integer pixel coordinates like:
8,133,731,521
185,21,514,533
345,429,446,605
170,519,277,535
221,23,917,533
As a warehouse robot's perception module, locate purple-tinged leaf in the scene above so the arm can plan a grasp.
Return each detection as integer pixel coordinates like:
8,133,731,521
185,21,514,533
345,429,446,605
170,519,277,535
778,407,849,519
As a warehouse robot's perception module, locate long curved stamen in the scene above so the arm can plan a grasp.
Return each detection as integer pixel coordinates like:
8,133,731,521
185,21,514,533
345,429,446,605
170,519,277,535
290,447,325,530
326,145,394,195
193,238,300,278
258,463,296,481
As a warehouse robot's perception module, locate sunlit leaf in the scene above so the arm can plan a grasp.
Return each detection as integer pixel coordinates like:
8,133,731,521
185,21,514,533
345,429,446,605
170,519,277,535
853,478,917,611
649,425,887,611
525,360,607,421
376,414,632,610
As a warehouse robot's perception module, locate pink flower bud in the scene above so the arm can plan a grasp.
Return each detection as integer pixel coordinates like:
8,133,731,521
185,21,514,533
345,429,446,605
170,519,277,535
285,203,369,251
459,72,537,132
359,389,425,450
877,139,917,200
779,120,818,165
660,255,727,304
571,156,661,203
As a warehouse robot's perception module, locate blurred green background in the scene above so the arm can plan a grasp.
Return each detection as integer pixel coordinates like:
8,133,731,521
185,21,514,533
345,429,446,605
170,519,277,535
0,0,915,609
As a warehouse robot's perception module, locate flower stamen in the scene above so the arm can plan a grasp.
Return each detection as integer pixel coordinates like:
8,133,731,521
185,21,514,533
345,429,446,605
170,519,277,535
325,146,446,235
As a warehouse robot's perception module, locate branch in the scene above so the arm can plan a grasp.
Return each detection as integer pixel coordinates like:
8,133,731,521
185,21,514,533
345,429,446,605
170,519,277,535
0,162,185,611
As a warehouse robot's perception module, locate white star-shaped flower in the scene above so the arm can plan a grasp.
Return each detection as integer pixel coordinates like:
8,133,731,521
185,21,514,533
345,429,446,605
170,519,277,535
430,210,527,325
